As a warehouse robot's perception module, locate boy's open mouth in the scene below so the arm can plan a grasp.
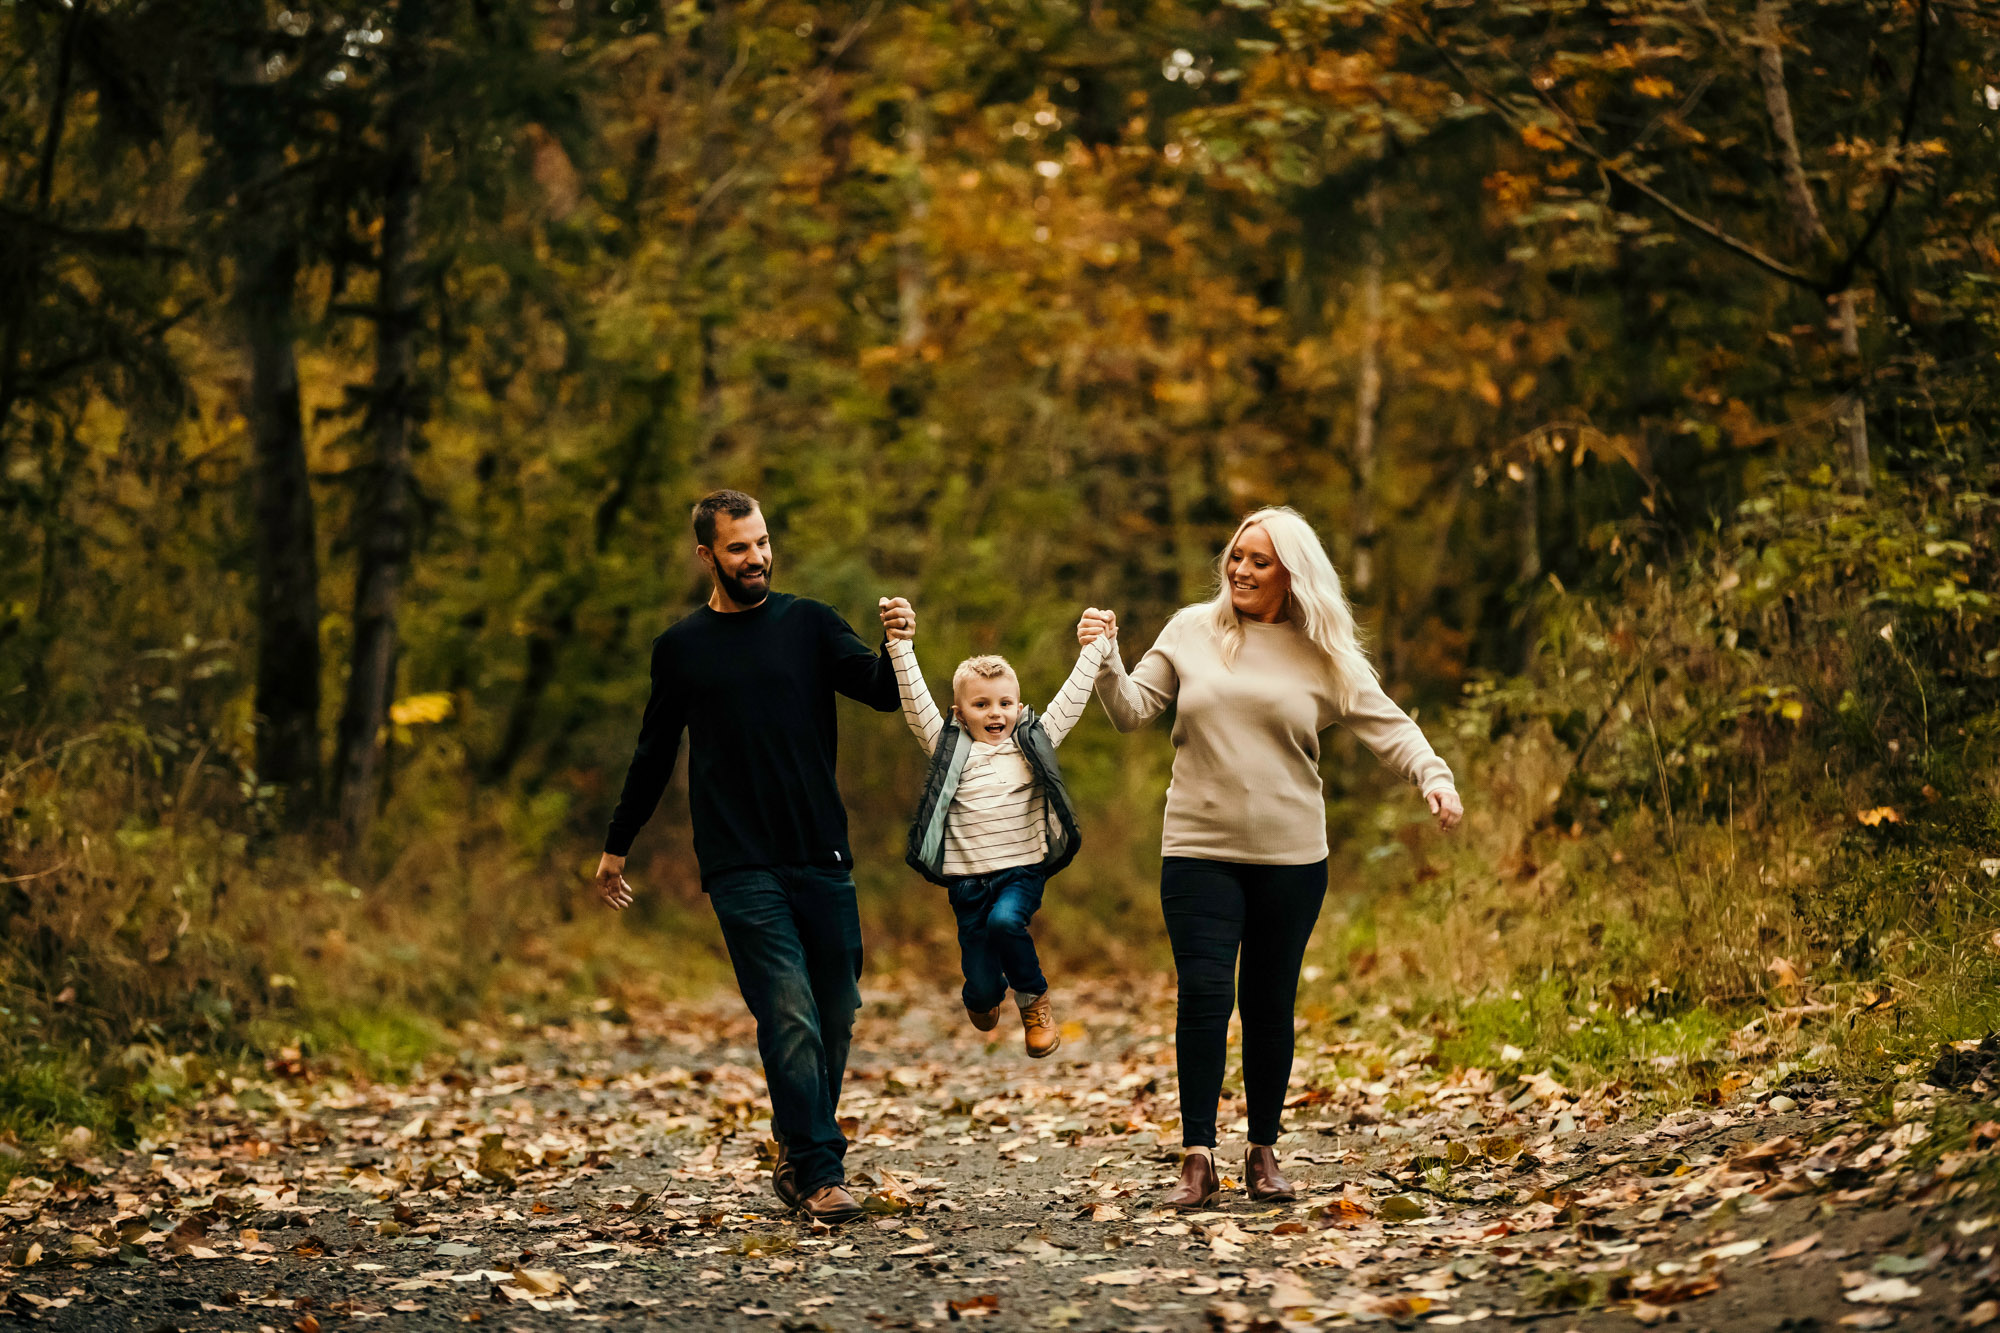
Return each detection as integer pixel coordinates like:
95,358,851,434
984,721,1007,735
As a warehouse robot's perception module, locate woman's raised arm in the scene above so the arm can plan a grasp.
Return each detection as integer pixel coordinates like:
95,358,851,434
1086,610,1178,733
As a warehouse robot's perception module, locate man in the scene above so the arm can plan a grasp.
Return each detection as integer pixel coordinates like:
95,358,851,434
596,489,913,1224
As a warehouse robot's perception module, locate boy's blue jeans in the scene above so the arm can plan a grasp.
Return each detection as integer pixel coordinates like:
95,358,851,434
945,865,1049,1011
706,864,863,1196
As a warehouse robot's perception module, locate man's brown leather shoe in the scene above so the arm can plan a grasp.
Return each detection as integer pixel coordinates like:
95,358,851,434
771,1143,802,1209
801,1184,864,1224
1167,1150,1220,1209
1245,1146,1297,1203
1020,991,1061,1059
967,1002,1002,1033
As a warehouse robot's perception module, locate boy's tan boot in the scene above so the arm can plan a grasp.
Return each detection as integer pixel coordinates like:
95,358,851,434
966,1002,1002,1032
1019,991,1061,1058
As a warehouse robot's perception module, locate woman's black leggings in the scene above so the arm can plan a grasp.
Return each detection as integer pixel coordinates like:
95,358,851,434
1160,856,1328,1149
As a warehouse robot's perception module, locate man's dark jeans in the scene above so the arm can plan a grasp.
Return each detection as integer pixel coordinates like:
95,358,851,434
945,865,1049,1011
707,864,863,1195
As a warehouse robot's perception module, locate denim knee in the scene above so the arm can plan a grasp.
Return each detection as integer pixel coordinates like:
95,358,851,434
763,974,821,1047
986,904,1034,939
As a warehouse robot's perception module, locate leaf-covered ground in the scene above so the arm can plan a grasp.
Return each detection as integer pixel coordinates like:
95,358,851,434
4,982,1998,1331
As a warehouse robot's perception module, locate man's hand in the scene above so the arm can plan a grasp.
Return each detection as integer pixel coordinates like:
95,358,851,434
879,596,916,642
1427,788,1464,833
1077,607,1118,646
595,853,634,909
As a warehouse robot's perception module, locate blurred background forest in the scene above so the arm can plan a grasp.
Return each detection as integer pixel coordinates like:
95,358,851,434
2,0,1997,1161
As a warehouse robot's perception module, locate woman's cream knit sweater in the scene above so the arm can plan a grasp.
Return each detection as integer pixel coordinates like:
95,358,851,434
1094,608,1455,864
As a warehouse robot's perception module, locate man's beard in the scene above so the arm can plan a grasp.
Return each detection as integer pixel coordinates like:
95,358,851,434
717,564,771,607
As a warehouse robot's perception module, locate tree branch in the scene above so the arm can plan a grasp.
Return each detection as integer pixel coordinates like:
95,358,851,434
15,300,204,398
1523,71,1822,290
0,206,182,258
689,1,881,229
33,2,83,211
1825,0,1930,294
1409,9,1823,292
1624,70,1715,159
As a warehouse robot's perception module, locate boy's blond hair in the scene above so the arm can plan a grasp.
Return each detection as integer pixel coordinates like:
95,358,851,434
951,654,1018,696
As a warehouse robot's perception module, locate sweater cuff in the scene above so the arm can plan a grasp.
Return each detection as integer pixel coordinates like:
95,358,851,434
1092,635,1123,677
1419,775,1457,799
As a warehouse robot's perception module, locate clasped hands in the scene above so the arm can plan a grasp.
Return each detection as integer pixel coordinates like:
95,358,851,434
877,597,916,641
877,599,1114,649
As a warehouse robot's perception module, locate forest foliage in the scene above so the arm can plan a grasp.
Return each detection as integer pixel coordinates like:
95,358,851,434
1,0,1997,1153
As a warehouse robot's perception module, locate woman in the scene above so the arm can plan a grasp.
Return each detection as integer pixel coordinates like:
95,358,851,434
1079,506,1462,1207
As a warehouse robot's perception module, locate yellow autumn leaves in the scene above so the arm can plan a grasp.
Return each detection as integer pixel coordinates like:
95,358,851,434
388,693,454,726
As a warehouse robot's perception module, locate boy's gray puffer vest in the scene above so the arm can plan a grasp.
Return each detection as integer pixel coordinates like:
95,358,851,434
904,707,1081,887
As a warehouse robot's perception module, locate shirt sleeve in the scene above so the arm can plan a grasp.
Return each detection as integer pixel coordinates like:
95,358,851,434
1341,673,1457,796
1041,635,1110,747
604,638,687,857
888,638,944,757
818,601,901,713
1093,617,1179,733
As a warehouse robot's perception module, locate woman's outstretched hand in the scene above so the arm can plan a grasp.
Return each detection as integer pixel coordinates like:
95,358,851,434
1427,788,1464,833
1077,607,1118,646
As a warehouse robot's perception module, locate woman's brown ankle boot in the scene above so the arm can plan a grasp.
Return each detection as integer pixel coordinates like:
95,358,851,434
1244,1145,1296,1203
1167,1150,1220,1209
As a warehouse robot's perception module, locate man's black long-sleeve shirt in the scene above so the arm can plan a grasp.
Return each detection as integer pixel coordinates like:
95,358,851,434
604,593,900,879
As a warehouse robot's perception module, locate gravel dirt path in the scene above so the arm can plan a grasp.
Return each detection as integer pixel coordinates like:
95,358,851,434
2,982,1992,1331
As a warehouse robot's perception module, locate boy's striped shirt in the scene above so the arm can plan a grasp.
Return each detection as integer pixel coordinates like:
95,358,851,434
890,635,1108,878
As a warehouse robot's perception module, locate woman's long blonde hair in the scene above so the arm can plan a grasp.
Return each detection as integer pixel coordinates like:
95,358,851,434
1201,506,1375,709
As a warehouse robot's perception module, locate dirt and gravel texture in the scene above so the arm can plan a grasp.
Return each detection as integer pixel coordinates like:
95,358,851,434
4,980,1998,1331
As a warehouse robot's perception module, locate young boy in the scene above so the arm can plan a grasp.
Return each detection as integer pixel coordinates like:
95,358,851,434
879,597,1109,1057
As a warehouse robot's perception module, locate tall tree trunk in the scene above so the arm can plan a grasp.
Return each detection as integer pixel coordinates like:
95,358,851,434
1831,291,1867,490
483,373,675,783
1349,182,1385,598
23,422,83,708
1516,459,1540,585
1392,467,1470,683
238,231,323,813
219,46,323,820
1165,432,1219,606
1516,457,1540,671
1755,0,1870,494
334,123,422,843
0,1,83,460
896,102,929,350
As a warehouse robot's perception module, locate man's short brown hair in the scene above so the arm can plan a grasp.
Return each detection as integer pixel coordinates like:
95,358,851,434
692,489,761,547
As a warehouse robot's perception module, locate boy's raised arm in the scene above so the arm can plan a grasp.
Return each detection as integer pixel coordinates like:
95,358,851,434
887,632,944,757
1041,633,1111,747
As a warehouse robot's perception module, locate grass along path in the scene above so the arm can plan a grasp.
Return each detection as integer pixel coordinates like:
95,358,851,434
1,981,1997,1331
